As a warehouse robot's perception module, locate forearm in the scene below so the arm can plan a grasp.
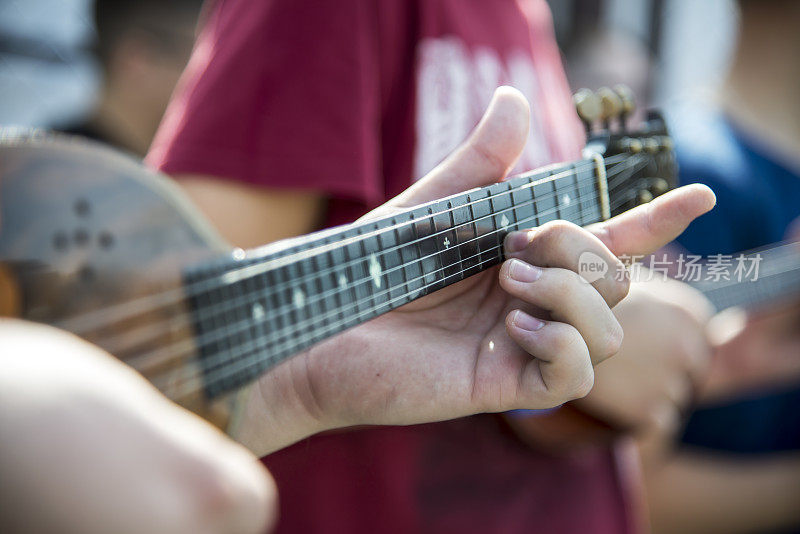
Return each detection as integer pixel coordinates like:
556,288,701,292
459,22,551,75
647,451,800,534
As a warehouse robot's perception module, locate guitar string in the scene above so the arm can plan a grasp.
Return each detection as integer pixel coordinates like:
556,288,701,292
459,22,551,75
159,220,599,397
55,157,612,335
112,167,613,359
104,159,648,376
151,188,652,398
132,194,604,376
54,153,636,337
123,157,647,372
167,239,800,400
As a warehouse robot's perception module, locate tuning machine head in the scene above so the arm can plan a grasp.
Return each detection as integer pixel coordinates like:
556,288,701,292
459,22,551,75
634,177,672,207
613,84,636,122
575,85,637,134
597,87,622,126
574,88,602,132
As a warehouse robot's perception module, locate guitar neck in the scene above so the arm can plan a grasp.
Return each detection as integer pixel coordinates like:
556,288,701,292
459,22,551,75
186,159,606,398
690,243,800,312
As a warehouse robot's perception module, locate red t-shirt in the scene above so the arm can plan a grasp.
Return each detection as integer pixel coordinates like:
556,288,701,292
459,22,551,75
148,1,640,532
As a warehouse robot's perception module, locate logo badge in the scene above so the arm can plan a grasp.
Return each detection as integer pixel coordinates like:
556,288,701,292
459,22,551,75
578,251,609,283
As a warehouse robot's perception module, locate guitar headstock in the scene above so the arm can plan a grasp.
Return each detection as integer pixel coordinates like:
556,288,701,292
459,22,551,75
575,85,677,218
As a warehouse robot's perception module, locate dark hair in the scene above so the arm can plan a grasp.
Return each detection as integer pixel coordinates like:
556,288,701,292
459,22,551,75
93,0,204,67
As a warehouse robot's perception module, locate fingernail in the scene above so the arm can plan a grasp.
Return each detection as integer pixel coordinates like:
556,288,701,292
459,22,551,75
508,259,542,282
511,310,545,332
504,230,533,254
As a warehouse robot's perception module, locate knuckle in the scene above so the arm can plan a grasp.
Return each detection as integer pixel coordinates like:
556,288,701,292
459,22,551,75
538,220,579,248
544,219,582,234
571,367,595,399
550,324,583,355
601,319,625,360
608,273,631,306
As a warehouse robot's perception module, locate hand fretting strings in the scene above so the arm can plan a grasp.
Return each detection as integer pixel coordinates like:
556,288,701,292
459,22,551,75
73,154,641,369
51,154,645,399
148,157,651,398
104,156,644,366
57,154,632,339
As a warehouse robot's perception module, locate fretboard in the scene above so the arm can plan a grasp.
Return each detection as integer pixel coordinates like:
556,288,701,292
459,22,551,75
690,243,800,312
186,159,605,398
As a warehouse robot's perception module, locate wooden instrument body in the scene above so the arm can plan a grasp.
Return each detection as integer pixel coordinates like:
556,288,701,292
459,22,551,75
0,135,232,424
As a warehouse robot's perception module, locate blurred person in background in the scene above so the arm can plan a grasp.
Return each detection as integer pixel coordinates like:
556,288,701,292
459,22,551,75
643,1,800,532
59,0,202,156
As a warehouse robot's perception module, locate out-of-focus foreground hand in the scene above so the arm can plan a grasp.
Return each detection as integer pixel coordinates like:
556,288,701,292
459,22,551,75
0,319,275,534
577,276,713,437
237,86,717,457
505,275,713,452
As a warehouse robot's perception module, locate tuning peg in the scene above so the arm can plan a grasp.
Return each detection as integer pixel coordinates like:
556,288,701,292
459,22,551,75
643,138,660,154
597,87,622,125
574,89,602,131
637,189,654,204
620,137,643,153
651,178,670,195
613,84,636,116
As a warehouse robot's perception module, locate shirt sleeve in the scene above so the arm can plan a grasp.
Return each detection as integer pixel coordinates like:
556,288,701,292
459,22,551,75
146,0,383,205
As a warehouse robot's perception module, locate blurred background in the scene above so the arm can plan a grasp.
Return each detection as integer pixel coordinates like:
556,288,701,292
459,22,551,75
0,0,202,155
0,0,738,133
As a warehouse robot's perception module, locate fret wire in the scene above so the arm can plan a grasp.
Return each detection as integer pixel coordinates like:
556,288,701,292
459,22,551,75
112,157,649,373
175,198,605,389
165,199,606,390
213,160,611,288
61,156,633,338
277,170,589,309
158,161,648,392
136,191,604,373
174,250,526,396
139,159,648,382
167,174,594,352
116,157,647,372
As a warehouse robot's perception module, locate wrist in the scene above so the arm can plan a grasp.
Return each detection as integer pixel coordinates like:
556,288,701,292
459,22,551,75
229,362,330,457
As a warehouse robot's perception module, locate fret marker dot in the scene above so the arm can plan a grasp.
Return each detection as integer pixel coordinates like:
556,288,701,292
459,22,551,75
562,194,571,206
500,214,510,229
251,302,265,321
443,237,450,248
368,253,382,288
338,274,348,288
293,289,306,309
232,248,246,261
